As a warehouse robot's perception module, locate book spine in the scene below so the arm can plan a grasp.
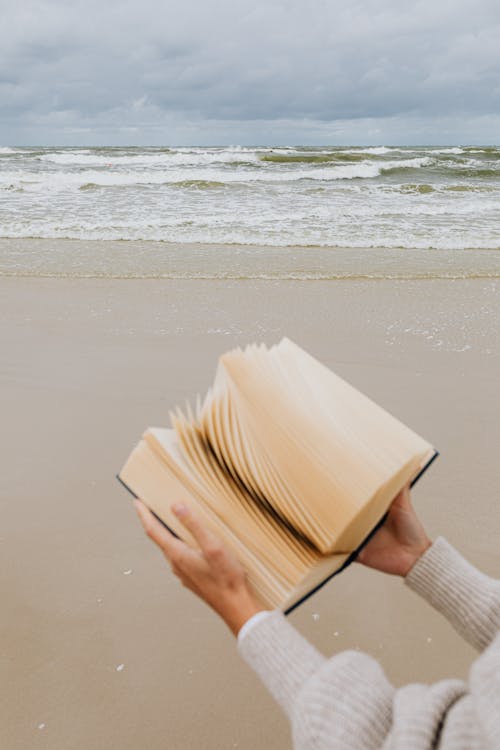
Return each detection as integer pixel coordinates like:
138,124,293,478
283,449,440,615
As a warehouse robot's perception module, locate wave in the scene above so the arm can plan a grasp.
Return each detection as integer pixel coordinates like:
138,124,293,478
343,146,398,155
463,146,500,155
38,148,261,167
79,182,99,191
79,178,228,191
1,157,433,192
445,166,500,179
399,183,435,194
343,146,497,158
261,153,338,164
395,183,495,194
444,184,495,192
379,157,433,174
427,147,464,155
260,151,386,164
176,145,262,154
26,145,465,169
3,146,500,248
171,179,228,189
2,222,500,248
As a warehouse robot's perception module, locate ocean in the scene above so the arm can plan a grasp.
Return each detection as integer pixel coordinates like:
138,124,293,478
1,145,499,278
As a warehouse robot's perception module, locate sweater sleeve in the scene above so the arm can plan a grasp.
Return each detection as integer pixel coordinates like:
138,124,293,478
404,536,500,651
238,610,394,750
469,630,500,748
237,609,325,715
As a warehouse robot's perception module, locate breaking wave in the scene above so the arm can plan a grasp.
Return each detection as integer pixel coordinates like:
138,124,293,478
1,145,500,252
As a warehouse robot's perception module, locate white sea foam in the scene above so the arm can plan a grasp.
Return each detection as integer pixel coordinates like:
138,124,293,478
38,148,261,167
344,146,397,155
428,147,464,155
2,213,499,249
0,157,435,194
1,146,500,255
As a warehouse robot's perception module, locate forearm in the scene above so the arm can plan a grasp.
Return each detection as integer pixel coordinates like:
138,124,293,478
238,611,394,749
404,536,500,651
238,610,326,715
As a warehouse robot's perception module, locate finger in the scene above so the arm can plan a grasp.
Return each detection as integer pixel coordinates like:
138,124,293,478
171,503,222,556
134,499,191,563
354,547,366,564
391,482,411,511
398,483,413,510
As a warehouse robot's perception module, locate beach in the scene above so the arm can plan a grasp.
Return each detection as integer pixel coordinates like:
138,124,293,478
2,272,499,750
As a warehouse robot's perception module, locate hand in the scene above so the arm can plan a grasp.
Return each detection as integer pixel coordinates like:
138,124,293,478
133,499,266,635
355,482,432,577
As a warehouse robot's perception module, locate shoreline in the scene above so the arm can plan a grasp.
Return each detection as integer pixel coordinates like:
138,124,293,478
1,238,499,280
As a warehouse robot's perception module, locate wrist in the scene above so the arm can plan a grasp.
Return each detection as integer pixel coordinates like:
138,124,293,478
219,587,267,636
402,537,433,577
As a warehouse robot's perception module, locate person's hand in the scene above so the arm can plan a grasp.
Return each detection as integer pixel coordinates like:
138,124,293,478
133,499,266,636
355,482,432,577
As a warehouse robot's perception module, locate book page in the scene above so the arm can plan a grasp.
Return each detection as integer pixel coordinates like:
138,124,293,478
144,425,320,588
120,337,437,609
120,439,294,607
220,341,435,554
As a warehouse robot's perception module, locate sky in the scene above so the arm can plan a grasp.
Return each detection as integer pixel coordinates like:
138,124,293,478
1,0,500,146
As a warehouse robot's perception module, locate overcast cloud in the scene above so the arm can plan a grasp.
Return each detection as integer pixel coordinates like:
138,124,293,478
1,0,500,145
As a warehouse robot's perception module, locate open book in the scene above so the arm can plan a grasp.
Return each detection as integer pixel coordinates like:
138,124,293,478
118,338,438,613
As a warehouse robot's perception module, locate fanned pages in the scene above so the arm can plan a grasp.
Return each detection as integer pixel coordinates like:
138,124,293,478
118,337,438,612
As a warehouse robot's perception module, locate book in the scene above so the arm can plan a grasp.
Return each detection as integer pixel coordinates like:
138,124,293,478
118,337,438,614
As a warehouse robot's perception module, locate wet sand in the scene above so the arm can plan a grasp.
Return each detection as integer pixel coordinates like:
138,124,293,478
1,275,499,749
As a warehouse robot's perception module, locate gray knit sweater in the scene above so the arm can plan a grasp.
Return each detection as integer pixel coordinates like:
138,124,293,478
238,537,500,749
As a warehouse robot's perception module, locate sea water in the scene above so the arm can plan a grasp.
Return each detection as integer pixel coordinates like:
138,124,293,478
1,145,499,278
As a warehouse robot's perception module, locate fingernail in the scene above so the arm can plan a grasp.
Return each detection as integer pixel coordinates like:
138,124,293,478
172,503,187,516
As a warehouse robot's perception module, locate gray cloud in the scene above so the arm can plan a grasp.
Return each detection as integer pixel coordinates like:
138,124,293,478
1,0,500,144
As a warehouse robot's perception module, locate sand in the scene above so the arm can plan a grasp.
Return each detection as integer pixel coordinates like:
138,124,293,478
1,275,499,750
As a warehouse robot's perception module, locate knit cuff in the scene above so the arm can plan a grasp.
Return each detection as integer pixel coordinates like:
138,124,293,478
237,610,325,716
404,536,500,651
